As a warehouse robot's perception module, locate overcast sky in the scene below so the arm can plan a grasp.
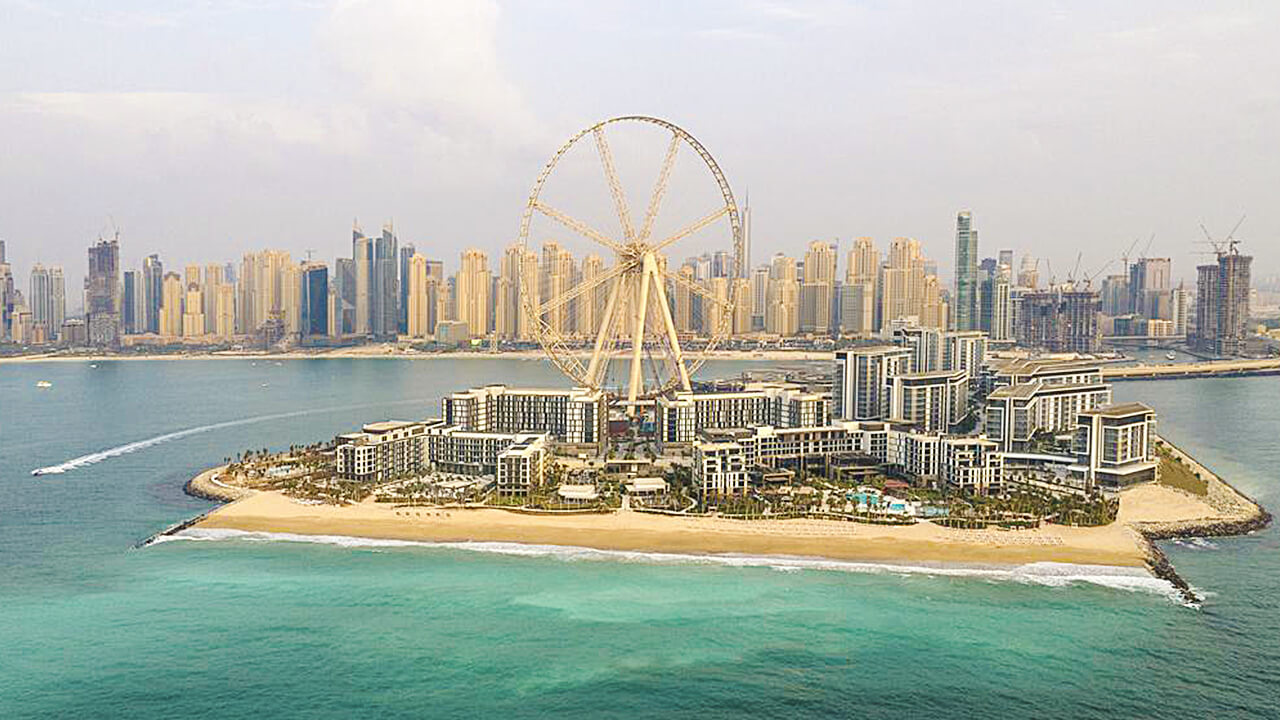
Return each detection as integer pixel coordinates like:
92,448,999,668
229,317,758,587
2,0,1276,297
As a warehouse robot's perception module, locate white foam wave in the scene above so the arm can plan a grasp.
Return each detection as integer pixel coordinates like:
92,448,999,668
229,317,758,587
163,528,1179,600
30,397,433,476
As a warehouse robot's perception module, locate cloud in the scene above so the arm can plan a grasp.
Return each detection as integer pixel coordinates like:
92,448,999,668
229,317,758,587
3,92,366,152
322,0,541,147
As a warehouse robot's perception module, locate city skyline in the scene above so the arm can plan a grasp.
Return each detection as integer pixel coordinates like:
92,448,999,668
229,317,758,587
2,1,1277,290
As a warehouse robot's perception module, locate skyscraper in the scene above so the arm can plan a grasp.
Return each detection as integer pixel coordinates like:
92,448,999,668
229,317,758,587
300,262,329,339
1129,257,1172,319
398,243,415,334
979,261,1012,341
159,272,184,338
800,241,836,334
182,282,205,338
49,266,65,337
749,265,769,332
353,228,373,336
1193,246,1252,356
539,242,574,335
765,253,799,336
85,237,122,346
1017,255,1039,289
122,269,141,334
0,242,13,341
214,284,236,339
954,211,978,330
841,237,877,335
203,264,225,335
333,257,356,335
142,254,164,334
881,237,946,330
456,248,491,338
372,227,399,337
29,264,51,335
406,253,436,338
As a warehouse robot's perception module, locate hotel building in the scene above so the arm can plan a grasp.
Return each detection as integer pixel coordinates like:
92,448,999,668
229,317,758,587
334,421,428,483
495,435,550,497
984,380,1113,452
442,385,607,450
887,369,969,432
425,422,549,478
1071,402,1158,490
833,346,913,421
656,383,830,445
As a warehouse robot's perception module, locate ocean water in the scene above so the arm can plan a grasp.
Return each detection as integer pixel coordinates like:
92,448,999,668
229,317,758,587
1,358,1278,719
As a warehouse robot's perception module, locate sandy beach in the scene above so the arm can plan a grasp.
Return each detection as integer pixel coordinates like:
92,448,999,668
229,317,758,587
0,346,832,365
192,482,1245,569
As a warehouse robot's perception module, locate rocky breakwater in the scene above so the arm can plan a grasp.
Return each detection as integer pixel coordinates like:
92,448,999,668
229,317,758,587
1131,438,1272,605
184,466,254,503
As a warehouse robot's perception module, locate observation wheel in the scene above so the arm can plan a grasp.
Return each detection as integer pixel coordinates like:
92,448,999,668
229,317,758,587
516,116,743,407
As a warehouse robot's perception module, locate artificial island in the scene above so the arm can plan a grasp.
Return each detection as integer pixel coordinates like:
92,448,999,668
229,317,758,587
167,117,1268,603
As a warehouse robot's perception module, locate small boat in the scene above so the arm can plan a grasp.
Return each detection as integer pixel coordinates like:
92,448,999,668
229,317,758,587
89,364,98,368
261,383,270,388
1165,351,1177,361
35,380,52,389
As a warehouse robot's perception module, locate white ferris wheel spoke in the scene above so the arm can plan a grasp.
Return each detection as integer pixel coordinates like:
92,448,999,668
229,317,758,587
536,261,629,318
638,131,681,243
532,201,627,255
662,269,730,307
593,126,637,243
650,205,730,254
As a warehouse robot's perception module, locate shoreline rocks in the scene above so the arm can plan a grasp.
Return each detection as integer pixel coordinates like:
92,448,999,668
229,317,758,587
1133,437,1272,605
184,466,251,504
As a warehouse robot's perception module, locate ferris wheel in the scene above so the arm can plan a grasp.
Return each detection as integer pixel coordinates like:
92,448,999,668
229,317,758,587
516,116,743,407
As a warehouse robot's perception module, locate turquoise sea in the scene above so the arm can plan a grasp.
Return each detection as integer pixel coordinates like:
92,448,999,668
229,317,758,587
2,357,1278,718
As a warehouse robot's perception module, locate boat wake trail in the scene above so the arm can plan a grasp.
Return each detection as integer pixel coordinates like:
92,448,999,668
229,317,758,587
30,398,432,476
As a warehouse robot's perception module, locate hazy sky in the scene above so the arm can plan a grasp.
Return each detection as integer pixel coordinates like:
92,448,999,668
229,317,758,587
2,0,1277,297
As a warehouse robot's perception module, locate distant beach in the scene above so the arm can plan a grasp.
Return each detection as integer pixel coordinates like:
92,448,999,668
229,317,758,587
0,346,832,365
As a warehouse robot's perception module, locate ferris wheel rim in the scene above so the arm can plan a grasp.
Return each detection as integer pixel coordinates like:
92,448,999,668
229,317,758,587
516,115,743,399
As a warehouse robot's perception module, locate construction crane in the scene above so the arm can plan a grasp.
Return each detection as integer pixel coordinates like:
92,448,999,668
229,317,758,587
100,215,121,242
1198,215,1246,257
1065,251,1084,286
1138,232,1155,260
1119,237,1141,275
1077,258,1116,290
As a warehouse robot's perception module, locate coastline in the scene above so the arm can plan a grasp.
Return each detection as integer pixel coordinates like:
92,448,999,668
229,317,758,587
162,446,1271,603
152,440,1269,602
0,347,832,365
189,491,1151,568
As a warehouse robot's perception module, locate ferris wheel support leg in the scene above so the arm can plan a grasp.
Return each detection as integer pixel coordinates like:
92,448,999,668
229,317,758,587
645,253,692,392
626,262,655,413
586,274,625,386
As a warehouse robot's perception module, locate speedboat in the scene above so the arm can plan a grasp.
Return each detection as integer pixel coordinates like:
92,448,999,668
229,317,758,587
35,380,52,389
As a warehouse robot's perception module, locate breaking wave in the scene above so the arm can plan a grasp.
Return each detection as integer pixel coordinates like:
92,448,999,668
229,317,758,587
160,528,1182,601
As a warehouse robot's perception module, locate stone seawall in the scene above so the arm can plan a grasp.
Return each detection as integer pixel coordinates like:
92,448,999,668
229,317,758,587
184,466,252,503
1133,437,1272,605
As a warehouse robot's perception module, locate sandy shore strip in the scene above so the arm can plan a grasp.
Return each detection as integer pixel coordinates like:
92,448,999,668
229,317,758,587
190,484,1236,569
0,347,832,365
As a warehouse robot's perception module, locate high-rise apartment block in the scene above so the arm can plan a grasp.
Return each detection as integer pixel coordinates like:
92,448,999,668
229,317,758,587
953,211,978,330
85,237,122,346
1193,247,1252,356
